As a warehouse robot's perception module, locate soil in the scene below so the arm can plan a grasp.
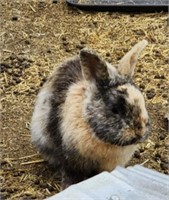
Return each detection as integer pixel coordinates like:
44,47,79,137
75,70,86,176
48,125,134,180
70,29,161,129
0,1,168,199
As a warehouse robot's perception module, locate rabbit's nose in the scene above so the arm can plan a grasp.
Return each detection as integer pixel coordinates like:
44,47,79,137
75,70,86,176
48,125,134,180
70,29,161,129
142,118,151,135
145,121,151,136
146,120,151,131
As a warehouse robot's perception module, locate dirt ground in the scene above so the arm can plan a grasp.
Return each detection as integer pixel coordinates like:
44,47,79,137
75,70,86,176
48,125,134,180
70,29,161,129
0,1,168,199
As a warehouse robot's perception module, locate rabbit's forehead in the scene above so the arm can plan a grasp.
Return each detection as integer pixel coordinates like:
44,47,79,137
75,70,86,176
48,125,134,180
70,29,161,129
117,84,148,119
117,84,143,102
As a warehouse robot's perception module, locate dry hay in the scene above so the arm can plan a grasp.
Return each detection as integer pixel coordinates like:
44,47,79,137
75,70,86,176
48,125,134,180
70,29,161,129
0,0,168,199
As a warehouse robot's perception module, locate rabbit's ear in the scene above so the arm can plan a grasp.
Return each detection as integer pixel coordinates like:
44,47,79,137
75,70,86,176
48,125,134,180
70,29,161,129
118,40,148,77
80,48,109,82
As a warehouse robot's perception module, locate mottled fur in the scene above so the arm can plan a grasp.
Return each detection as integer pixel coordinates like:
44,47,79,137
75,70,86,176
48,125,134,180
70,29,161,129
31,40,151,189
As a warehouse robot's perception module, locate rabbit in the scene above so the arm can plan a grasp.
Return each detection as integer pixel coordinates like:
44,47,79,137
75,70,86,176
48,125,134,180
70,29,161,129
31,40,151,189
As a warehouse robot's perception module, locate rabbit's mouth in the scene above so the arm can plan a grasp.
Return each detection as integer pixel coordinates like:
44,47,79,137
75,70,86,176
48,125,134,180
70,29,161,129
117,134,147,146
118,116,151,146
117,125,151,146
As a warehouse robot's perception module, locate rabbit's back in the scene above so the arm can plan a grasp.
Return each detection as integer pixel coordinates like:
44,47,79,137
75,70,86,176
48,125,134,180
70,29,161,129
31,56,82,166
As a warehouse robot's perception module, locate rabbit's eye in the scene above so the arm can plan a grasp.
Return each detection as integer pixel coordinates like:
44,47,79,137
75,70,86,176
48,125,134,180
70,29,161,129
112,103,126,115
110,95,127,116
112,107,119,114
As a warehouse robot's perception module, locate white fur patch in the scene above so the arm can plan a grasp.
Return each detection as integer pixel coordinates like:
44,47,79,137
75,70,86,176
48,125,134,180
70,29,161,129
31,88,52,146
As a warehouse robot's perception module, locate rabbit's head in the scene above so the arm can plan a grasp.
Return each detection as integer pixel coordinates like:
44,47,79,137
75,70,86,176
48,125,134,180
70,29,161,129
80,40,151,146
